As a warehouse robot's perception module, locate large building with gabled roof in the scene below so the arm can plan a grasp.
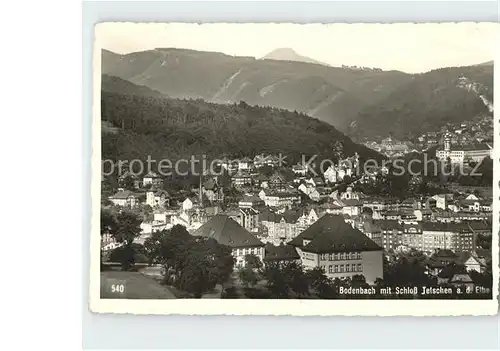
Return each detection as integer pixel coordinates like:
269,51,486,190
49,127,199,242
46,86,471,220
192,215,265,268
289,214,384,284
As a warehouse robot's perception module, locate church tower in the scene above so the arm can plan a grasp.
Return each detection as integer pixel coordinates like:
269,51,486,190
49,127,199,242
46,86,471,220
444,134,451,152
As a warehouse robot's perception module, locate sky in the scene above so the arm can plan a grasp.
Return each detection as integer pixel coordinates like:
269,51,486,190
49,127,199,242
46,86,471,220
97,22,497,73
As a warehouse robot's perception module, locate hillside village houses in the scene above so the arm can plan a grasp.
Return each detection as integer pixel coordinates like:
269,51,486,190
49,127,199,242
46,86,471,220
108,190,140,208
436,133,493,165
102,148,492,285
142,171,164,187
146,188,170,208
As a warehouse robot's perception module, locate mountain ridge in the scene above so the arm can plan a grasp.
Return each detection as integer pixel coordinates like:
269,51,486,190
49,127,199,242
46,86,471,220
262,48,329,66
101,48,493,138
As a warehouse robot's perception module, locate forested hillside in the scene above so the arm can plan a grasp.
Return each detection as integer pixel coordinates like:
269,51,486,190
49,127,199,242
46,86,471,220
101,88,383,169
349,65,494,139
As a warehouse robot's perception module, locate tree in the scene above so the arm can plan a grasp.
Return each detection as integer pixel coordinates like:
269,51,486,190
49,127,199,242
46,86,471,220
120,175,136,191
282,262,309,297
244,254,263,270
262,262,290,298
105,210,142,270
100,208,116,236
177,249,218,298
306,267,335,298
238,254,262,288
143,225,235,297
111,210,142,246
238,267,259,288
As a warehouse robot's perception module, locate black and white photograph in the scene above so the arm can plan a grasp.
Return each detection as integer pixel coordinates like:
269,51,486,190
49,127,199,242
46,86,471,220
91,22,498,315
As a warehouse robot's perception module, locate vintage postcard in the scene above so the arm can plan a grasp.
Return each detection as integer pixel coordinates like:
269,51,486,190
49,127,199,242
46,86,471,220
90,22,499,316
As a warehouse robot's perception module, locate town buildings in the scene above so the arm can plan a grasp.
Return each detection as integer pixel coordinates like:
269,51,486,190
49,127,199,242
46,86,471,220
108,190,139,208
288,214,384,284
436,133,493,164
193,215,265,268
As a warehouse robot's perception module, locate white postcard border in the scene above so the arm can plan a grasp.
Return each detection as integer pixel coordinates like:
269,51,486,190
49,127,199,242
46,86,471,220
89,22,500,316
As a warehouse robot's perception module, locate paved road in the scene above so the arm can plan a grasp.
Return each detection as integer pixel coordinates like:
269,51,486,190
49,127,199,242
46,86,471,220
101,271,176,299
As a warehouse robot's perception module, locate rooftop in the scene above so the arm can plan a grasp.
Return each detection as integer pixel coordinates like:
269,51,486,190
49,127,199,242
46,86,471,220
289,214,383,253
192,215,264,248
263,243,300,261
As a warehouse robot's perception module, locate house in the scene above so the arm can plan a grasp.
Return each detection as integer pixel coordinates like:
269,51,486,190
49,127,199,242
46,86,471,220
202,178,224,203
260,209,302,245
421,222,474,254
426,249,461,276
295,208,320,229
146,189,170,208
467,221,492,236
192,215,265,268
306,177,325,188
462,253,487,273
321,202,343,215
238,195,265,209
433,194,454,210
401,222,424,251
263,243,301,265
269,172,287,190
360,219,383,248
373,220,403,251
298,183,321,202
288,214,384,284
458,199,491,213
414,209,433,221
108,190,139,208
231,171,253,188
259,189,301,208
142,171,163,188
253,154,281,168
332,198,362,217
254,174,269,188
323,165,338,184
140,221,170,235
153,209,176,224
339,187,364,201
436,264,474,289
237,157,253,170
292,163,308,176
436,135,493,164
362,197,397,215
239,207,261,233
181,196,209,212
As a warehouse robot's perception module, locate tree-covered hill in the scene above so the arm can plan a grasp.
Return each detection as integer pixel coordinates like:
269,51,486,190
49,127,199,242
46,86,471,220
101,86,383,170
349,65,494,139
101,49,493,138
101,74,165,97
101,48,411,130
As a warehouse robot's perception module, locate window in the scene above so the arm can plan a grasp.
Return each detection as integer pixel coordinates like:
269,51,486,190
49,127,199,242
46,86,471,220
347,252,352,260
237,249,241,256
346,264,350,272
328,265,333,273
357,264,362,272
340,265,345,273
334,253,339,260
357,252,362,259
341,253,346,260
334,265,339,273
351,264,356,272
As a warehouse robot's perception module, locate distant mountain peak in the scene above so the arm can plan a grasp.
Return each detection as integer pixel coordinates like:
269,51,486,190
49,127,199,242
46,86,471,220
262,48,329,66
476,60,493,66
